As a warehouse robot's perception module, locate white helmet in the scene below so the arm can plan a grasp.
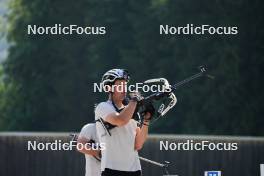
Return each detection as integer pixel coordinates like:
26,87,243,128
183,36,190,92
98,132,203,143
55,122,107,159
101,69,130,86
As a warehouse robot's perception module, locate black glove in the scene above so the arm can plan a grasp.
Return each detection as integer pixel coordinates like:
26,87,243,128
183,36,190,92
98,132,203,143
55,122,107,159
142,101,155,120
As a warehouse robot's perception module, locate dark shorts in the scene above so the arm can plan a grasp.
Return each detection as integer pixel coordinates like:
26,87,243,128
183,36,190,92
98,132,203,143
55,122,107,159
101,168,142,176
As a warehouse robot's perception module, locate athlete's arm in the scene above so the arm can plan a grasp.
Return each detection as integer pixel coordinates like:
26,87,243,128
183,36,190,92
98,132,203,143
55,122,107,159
105,101,137,126
76,137,101,158
134,113,151,150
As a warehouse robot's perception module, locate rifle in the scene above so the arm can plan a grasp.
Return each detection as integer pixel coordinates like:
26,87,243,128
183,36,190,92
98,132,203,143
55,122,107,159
133,65,210,124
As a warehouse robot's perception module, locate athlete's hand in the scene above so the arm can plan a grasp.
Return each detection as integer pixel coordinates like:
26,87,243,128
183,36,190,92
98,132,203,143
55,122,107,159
144,112,152,121
143,102,155,120
128,92,143,102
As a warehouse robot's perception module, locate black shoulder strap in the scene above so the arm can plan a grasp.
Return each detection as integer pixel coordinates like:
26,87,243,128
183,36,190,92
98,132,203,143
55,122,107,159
95,101,125,136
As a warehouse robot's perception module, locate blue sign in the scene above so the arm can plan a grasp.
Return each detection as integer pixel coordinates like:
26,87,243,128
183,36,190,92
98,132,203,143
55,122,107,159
204,171,221,176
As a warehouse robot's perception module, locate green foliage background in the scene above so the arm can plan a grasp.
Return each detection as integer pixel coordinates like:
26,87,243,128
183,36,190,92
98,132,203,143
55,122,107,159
0,0,263,135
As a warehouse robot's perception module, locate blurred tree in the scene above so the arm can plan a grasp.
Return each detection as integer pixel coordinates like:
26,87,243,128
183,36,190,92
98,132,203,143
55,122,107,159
0,0,263,135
